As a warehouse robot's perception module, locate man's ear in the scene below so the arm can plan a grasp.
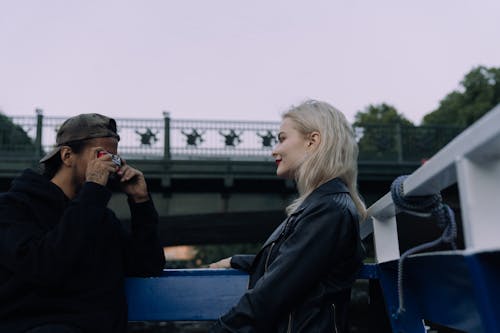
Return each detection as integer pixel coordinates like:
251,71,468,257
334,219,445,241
59,146,73,167
308,131,321,149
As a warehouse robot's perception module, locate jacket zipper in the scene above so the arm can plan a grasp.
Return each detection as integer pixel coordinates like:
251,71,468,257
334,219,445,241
264,242,275,272
263,218,287,273
264,242,294,332
286,312,293,333
331,304,338,333
266,226,292,332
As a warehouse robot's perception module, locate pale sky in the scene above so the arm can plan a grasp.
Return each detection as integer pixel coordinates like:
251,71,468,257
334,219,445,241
1,0,499,124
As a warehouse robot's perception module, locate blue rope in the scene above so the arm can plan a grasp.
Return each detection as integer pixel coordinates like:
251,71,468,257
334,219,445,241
390,175,457,316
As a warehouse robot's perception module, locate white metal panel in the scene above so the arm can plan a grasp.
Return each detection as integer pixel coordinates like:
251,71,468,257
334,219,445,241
456,156,500,251
372,215,400,263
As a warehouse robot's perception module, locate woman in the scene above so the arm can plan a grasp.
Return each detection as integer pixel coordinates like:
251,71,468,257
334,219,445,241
209,100,366,333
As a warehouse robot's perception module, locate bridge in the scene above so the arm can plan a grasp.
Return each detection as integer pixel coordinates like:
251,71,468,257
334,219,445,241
0,111,463,246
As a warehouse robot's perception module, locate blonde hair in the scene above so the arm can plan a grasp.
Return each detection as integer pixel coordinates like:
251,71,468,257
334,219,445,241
283,100,366,219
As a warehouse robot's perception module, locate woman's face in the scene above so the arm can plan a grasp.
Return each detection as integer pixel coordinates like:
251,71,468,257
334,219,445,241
272,118,310,179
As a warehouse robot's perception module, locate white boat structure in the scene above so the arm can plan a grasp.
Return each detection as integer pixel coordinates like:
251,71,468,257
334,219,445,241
361,103,500,332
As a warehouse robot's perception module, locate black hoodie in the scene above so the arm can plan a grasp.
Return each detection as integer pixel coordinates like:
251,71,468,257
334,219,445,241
0,169,165,333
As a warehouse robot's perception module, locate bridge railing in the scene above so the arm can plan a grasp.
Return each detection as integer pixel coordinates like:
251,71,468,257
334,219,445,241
1,111,463,163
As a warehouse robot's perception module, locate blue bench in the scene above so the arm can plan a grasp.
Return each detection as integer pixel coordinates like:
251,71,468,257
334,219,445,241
125,263,379,321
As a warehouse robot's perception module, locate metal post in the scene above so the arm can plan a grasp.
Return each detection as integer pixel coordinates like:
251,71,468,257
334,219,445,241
35,108,43,158
395,123,403,163
163,111,171,160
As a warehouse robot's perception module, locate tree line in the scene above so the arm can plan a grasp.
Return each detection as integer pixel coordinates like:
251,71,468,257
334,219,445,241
354,65,500,127
352,65,499,161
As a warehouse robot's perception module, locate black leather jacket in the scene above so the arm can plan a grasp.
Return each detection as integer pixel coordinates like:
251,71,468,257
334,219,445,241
210,178,365,333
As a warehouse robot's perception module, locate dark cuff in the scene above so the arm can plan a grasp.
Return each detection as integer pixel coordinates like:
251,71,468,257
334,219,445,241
79,181,112,205
230,254,256,272
128,195,158,225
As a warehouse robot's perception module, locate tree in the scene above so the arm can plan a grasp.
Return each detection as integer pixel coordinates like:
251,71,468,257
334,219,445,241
0,112,36,153
423,66,500,127
353,103,414,127
353,103,414,161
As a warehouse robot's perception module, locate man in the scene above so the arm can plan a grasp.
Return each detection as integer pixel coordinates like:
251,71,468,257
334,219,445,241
0,114,166,333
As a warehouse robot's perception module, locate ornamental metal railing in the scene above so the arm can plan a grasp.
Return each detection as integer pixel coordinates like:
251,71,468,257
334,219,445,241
0,110,463,162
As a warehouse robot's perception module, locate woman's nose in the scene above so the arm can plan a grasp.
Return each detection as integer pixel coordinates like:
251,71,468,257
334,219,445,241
271,144,279,157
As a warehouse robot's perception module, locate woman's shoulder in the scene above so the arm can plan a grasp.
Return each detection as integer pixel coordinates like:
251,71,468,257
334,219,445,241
295,192,359,230
305,190,355,213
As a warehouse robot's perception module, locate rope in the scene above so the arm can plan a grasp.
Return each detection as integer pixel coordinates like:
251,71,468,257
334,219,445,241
390,175,457,316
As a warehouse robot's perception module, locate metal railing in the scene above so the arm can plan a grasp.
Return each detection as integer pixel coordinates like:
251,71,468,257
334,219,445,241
358,105,500,333
361,104,500,261
1,111,463,162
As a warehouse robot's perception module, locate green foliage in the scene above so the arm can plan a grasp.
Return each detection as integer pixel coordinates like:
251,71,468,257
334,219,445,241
423,66,500,126
353,103,414,127
353,103,414,161
194,243,262,267
0,113,37,157
0,113,33,145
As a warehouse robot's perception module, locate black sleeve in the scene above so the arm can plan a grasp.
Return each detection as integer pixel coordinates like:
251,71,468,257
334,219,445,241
121,196,166,277
0,182,114,287
212,200,355,332
230,255,256,273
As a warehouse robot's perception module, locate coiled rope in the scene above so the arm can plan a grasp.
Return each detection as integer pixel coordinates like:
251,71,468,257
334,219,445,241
390,175,457,316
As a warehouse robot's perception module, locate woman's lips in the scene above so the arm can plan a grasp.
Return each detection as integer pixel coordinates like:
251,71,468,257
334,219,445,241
275,160,281,166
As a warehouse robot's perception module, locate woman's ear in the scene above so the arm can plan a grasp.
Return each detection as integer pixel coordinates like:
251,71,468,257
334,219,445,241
308,131,321,149
59,146,73,167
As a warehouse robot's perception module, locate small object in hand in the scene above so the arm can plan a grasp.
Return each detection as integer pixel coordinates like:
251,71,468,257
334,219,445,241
97,151,122,168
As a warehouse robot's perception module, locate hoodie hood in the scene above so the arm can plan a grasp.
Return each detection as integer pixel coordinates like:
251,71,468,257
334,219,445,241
7,169,68,229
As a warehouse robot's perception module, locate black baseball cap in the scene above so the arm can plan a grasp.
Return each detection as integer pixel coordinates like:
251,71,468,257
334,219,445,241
39,113,120,163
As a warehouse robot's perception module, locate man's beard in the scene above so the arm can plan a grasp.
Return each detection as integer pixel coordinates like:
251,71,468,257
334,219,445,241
72,174,84,195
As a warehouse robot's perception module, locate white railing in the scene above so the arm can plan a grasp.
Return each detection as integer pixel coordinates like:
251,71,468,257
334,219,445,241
361,104,500,263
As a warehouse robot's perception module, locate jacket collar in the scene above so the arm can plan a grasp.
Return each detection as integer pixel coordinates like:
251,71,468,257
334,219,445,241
291,178,350,216
260,178,350,249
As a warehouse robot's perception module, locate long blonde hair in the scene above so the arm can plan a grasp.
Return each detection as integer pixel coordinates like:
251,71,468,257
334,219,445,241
283,100,366,219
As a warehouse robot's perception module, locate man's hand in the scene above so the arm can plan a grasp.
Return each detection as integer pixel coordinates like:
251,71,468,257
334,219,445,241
117,158,149,203
86,147,117,186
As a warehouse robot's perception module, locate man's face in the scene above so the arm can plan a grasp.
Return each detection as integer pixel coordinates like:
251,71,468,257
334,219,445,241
72,137,119,191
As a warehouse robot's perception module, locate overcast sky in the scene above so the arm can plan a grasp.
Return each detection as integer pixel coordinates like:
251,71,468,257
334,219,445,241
1,0,499,124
